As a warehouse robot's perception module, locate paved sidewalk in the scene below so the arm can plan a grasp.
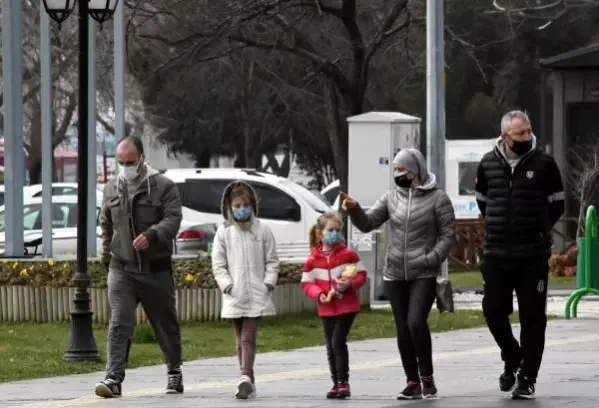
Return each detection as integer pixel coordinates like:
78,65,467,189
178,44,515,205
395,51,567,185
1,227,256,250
2,319,599,407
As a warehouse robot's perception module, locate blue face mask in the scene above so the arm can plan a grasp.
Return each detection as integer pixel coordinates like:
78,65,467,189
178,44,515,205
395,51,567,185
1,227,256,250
232,206,252,222
323,230,342,246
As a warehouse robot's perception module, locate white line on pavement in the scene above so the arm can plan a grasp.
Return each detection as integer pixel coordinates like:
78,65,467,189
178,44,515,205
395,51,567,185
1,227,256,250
21,333,599,408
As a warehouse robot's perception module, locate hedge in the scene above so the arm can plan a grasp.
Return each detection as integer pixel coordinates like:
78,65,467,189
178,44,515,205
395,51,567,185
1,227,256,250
0,253,304,288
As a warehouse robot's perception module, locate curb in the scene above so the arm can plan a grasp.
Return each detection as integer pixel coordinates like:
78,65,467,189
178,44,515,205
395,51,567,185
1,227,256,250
453,288,578,297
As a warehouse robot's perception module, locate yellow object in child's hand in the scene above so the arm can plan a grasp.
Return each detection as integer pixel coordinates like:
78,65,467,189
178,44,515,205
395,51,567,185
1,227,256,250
324,264,359,303
335,264,358,283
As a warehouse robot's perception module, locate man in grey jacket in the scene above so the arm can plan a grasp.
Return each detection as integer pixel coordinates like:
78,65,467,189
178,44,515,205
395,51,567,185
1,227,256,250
95,137,183,398
342,148,456,400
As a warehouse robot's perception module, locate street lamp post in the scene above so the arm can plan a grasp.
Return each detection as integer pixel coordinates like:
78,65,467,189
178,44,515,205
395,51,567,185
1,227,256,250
42,0,119,362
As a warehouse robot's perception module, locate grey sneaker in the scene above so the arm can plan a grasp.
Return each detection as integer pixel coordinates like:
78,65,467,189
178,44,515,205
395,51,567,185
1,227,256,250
94,378,122,398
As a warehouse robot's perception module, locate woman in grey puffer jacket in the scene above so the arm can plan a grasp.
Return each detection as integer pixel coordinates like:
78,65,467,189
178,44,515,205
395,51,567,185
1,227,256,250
342,148,456,400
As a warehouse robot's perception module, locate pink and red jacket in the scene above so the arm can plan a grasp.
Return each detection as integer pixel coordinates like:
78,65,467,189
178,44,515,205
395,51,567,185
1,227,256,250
301,243,367,317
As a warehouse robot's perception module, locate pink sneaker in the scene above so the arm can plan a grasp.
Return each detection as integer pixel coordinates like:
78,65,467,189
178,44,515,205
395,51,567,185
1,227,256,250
337,382,351,398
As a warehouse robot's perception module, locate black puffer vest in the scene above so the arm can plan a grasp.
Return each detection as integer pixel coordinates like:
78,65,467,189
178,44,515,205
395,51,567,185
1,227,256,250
479,147,555,259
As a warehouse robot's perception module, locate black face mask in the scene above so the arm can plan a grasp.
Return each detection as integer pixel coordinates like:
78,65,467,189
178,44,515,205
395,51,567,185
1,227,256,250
395,175,412,188
509,139,532,156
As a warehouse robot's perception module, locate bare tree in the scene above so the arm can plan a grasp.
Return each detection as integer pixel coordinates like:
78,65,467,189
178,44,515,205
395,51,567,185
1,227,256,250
0,2,141,183
490,0,599,30
567,136,599,237
129,0,423,193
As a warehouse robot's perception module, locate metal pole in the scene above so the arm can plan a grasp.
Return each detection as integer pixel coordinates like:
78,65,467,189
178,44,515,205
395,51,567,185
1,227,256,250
114,0,125,141
435,0,446,191
87,20,97,257
2,0,25,257
540,69,547,150
64,0,100,362
40,2,53,258
426,0,449,279
426,0,445,185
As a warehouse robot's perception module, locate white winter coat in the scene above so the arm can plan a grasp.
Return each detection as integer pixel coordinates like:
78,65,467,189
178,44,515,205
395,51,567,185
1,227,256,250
211,220,279,318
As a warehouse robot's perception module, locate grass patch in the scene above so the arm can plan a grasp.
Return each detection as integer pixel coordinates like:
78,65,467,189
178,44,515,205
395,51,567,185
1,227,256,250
450,271,576,290
0,309,488,383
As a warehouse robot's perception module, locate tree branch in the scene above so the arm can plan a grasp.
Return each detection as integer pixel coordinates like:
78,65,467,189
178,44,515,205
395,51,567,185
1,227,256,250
364,0,410,67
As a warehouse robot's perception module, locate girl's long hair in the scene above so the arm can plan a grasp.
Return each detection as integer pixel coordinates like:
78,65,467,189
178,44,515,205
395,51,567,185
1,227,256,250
309,211,344,249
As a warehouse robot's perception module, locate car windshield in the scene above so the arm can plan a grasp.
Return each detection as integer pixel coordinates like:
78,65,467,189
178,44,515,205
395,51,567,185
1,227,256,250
280,179,331,213
0,204,41,233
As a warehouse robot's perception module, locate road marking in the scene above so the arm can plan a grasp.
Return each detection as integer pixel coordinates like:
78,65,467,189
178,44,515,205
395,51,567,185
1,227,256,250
21,333,599,408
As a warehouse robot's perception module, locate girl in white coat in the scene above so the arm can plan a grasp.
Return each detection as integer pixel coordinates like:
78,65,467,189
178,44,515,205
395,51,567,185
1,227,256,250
211,180,279,399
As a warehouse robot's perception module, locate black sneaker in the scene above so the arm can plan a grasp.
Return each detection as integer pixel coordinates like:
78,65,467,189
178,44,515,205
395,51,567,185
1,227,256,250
166,368,184,394
512,374,535,400
499,364,517,392
94,378,122,398
396,381,422,400
421,376,437,398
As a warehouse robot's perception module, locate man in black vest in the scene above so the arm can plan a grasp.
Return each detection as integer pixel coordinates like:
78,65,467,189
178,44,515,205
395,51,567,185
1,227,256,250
475,110,564,400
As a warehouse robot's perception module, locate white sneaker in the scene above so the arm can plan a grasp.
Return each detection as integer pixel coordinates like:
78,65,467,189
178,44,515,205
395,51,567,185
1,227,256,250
235,375,256,399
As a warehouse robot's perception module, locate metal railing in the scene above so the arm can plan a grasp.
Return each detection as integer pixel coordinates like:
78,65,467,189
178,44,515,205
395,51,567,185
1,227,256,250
564,206,599,319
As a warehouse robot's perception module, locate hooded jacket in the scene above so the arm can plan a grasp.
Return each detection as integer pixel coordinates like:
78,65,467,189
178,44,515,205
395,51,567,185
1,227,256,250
301,243,367,317
211,180,279,319
100,164,183,273
475,135,564,259
347,149,456,281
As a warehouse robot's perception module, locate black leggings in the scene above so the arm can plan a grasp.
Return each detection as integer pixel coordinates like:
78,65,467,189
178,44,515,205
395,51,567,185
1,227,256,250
322,313,356,384
386,278,437,383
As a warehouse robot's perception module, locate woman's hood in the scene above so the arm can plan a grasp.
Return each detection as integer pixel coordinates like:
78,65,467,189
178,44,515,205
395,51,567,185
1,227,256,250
393,148,436,191
220,180,259,220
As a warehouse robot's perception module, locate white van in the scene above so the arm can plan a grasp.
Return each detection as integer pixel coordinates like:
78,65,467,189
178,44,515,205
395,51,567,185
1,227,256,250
162,168,332,246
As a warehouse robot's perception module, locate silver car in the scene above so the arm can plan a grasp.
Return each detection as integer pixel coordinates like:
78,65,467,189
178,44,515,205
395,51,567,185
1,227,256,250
0,195,215,258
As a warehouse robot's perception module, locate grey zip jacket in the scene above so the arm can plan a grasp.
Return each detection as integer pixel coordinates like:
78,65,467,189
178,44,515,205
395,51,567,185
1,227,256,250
347,166,456,281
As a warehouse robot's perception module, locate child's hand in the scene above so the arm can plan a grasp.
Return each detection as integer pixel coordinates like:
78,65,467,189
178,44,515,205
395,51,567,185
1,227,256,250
223,284,233,295
337,280,351,292
319,293,327,303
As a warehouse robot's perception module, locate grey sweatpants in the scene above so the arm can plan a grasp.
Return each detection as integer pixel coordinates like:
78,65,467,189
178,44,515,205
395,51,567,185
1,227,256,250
106,268,182,382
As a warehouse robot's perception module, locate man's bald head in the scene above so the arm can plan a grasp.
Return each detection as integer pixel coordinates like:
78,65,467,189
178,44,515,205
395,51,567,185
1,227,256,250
116,137,144,166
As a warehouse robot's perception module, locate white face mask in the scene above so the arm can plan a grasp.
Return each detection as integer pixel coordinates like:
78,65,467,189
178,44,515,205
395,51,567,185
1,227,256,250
119,160,142,182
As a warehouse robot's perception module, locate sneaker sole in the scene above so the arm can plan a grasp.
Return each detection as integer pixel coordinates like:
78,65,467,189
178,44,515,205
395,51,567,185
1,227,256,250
94,384,120,399
397,395,423,400
512,393,535,400
235,381,254,399
165,388,184,395
423,394,438,399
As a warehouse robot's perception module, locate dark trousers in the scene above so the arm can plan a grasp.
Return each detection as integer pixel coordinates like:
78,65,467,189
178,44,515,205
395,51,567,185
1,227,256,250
386,278,437,383
322,313,356,384
481,256,549,383
106,269,182,382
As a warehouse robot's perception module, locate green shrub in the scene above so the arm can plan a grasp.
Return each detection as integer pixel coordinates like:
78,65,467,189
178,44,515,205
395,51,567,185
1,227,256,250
133,325,157,344
0,256,304,288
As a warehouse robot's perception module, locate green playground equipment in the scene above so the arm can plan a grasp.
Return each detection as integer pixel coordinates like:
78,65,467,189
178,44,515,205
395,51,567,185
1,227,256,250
564,205,599,319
